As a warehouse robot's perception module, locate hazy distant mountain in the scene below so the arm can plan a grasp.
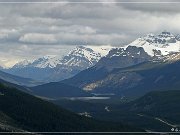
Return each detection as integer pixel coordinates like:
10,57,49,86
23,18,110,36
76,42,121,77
0,69,41,87
13,55,61,69
4,45,113,82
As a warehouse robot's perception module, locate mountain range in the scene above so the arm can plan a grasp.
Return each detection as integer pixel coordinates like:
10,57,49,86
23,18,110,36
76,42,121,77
3,31,180,83
3,31,179,99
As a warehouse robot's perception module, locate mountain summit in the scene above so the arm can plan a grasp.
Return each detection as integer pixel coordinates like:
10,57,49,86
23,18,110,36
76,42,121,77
129,31,180,56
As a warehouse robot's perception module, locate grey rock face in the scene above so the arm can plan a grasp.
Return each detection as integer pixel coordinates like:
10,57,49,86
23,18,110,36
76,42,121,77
95,46,151,71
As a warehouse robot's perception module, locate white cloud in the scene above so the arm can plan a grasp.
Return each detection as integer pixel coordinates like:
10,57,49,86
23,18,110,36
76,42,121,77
0,33,8,39
19,33,58,44
18,32,127,46
49,25,97,34
0,29,20,41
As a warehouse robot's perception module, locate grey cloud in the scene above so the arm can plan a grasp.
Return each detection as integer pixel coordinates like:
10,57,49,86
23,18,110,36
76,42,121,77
19,33,58,44
0,28,21,42
49,25,97,34
120,0,180,14
18,32,127,45
0,1,179,45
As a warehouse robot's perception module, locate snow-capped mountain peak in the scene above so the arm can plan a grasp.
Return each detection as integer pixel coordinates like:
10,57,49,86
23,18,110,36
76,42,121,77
59,45,113,68
68,46,101,62
129,31,180,56
142,31,176,45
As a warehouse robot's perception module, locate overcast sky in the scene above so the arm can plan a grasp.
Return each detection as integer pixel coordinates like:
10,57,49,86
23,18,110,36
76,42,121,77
1,0,180,67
